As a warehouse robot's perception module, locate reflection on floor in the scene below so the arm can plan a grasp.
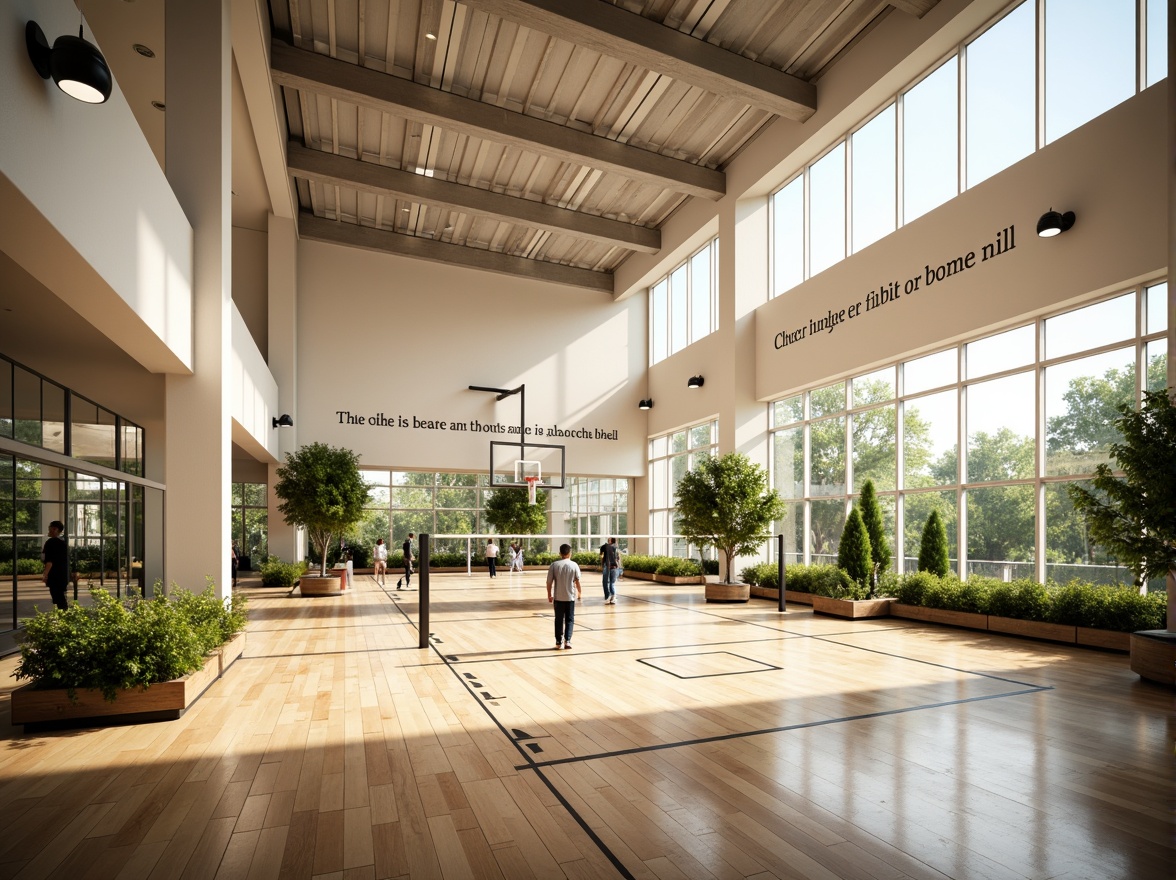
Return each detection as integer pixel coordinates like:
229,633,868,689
0,572,1171,879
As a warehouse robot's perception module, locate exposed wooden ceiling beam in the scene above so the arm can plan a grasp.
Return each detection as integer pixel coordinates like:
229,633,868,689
889,0,940,17
460,0,817,122
287,143,661,254
298,214,615,293
271,41,726,200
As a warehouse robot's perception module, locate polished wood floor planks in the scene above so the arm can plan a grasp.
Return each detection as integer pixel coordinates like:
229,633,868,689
1,571,1172,879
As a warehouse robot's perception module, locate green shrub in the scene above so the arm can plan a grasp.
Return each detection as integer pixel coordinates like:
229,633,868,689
654,558,702,577
740,562,775,587
1047,580,1166,631
0,558,42,576
572,552,599,568
918,509,951,577
701,559,719,575
837,507,873,589
619,555,659,574
985,578,1050,620
260,556,308,588
14,585,248,702
859,480,891,573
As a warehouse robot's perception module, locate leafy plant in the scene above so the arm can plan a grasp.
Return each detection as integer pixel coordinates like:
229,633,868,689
674,453,785,583
274,443,371,577
918,509,951,578
858,480,891,573
838,507,873,589
483,487,548,535
1067,389,1176,587
260,556,308,588
15,585,248,702
654,558,703,577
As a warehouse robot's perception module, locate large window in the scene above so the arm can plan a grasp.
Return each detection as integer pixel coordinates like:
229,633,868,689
564,478,630,552
231,483,268,567
769,0,1165,297
768,280,1167,585
648,419,718,557
649,238,718,366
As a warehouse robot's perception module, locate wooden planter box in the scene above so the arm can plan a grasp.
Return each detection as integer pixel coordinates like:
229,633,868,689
705,582,750,603
11,651,221,726
654,573,707,585
299,574,344,596
621,570,656,581
218,633,246,675
987,616,1076,644
749,586,815,605
812,596,896,619
890,603,988,631
1075,627,1131,652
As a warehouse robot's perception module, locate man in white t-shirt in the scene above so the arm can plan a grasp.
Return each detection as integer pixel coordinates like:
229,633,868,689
546,544,581,649
485,538,499,578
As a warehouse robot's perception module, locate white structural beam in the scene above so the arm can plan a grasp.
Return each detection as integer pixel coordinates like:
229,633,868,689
461,0,817,121
270,41,725,200
286,143,661,254
298,214,614,293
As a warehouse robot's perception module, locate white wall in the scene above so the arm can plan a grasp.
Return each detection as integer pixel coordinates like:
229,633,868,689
296,240,647,478
0,0,194,375
230,304,279,463
754,86,1166,398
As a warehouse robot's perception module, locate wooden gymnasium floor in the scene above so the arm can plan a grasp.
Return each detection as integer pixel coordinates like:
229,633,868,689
0,571,1172,880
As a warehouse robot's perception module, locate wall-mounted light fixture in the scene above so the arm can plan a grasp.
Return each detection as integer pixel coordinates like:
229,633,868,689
687,375,704,389
1036,209,1075,238
638,399,653,410
25,20,112,104
272,414,294,429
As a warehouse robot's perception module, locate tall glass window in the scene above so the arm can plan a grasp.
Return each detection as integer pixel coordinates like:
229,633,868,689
767,279,1166,585
965,1,1034,187
231,483,268,567
850,105,896,253
809,143,846,275
771,177,804,296
647,419,718,557
1044,0,1136,144
649,239,719,365
902,58,958,223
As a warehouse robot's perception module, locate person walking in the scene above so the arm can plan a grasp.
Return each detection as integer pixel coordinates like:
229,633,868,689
485,538,499,578
397,533,414,589
231,542,239,588
373,537,388,586
546,543,581,649
510,542,524,572
41,520,69,611
600,536,620,604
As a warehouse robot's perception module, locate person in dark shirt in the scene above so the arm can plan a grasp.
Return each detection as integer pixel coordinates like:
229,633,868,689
397,533,415,589
41,520,69,611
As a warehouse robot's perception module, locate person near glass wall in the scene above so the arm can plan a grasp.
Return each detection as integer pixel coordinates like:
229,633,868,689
42,520,69,611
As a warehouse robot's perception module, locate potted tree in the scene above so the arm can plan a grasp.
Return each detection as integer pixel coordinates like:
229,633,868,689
484,486,547,566
1068,389,1175,685
675,452,784,602
274,443,370,596
813,506,895,619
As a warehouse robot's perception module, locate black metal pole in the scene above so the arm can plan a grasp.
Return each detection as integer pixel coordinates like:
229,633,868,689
777,534,786,612
418,534,430,649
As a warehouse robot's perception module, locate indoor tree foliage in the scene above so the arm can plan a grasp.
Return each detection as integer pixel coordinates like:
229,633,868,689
837,506,873,589
674,452,784,584
484,486,548,536
274,443,370,577
1068,390,1176,618
918,508,951,578
858,479,891,574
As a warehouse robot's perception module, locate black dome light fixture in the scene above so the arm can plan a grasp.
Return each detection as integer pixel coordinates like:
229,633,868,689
638,398,654,410
687,375,705,389
1036,209,1075,238
272,414,294,429
26,19,113,105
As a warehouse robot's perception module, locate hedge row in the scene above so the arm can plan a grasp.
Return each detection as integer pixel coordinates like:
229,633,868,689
740,563,1166,632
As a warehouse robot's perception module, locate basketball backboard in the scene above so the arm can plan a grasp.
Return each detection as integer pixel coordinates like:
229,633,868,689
489,441,566,489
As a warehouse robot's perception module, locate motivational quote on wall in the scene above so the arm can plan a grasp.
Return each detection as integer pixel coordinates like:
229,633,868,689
773,225,1016,351
333,411,620,441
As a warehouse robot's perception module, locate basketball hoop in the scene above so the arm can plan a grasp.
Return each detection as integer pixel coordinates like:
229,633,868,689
524,476,541,505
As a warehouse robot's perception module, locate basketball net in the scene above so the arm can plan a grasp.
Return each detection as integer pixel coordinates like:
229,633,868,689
524,476,540,505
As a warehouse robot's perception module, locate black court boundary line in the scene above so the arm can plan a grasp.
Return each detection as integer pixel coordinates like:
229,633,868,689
378,580,638,880
514,685,1051,771
635,651,781,679
248,621,419,633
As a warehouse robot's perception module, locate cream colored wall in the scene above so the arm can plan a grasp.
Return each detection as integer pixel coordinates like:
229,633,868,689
231,227,268,358
0,0,194,375
754,86,1166,398
296,240,647,478
230,305,279,463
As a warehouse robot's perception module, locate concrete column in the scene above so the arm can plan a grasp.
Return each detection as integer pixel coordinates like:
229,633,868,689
162,0,232,598
266,213,299,563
